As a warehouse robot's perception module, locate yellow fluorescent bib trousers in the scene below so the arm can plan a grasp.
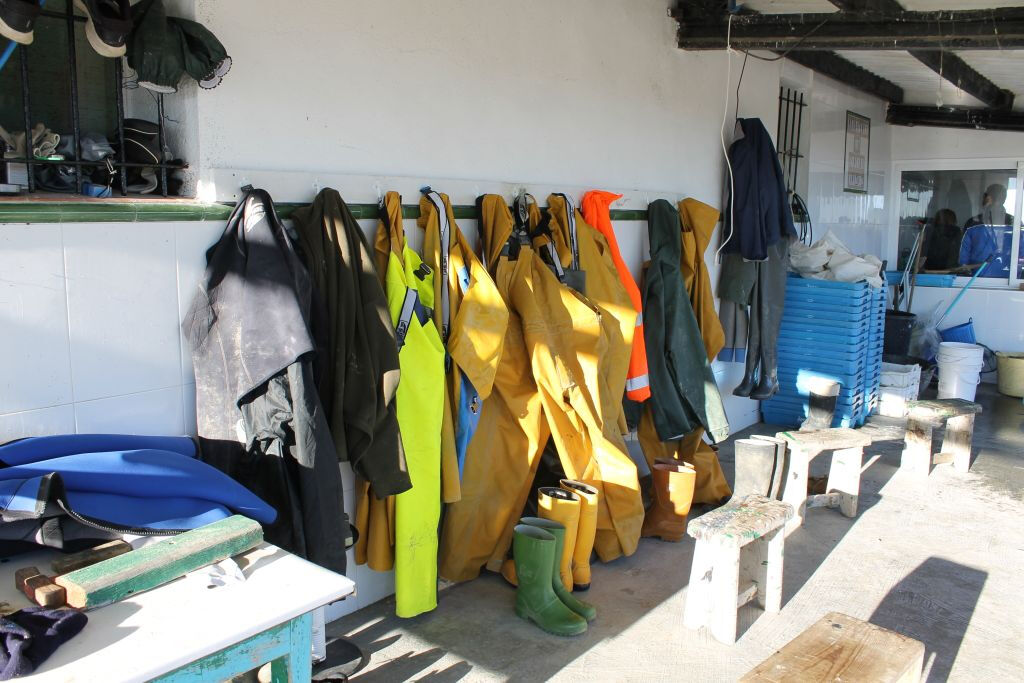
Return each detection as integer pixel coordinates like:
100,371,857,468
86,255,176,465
418,191,508,504
356,192,444,617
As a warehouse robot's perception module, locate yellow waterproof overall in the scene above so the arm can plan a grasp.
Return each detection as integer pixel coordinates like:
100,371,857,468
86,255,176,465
418,191,508,503
439,195,642,582
355,192,445,617
541,194,644,561
637,198,731,504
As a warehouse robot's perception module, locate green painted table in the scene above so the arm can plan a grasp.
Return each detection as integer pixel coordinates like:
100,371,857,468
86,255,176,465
0,543,355,682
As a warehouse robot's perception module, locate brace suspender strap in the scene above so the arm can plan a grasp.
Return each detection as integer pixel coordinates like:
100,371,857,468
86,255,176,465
424,191,451,343
555,193,580,270
395,287,419,350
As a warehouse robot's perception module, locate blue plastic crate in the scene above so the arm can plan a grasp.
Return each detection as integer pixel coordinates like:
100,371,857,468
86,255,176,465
784,302,872,322
778,325,870,344
778,351,866,373
786,274,871,292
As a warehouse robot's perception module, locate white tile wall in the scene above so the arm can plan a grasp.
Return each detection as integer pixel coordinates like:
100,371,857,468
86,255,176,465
0,221,216,443
0,224,74,415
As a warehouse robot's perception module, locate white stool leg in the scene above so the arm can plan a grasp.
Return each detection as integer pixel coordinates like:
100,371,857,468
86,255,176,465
942,414,975,474
759,527,785,614
709,543,741,645
684,540,714,631
827,447,862,518
901,418,933,476
782,446,809,535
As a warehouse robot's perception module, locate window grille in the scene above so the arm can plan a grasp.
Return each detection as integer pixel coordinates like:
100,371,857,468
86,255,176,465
7,0,184,197
776,86,807,222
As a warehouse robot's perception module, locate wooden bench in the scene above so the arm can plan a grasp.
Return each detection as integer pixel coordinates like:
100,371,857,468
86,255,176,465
901,399,982,477
740,611,925,682
683,495,794,645
777,428,872,535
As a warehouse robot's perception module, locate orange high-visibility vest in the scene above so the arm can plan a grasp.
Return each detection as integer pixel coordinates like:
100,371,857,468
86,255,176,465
581,190,650,402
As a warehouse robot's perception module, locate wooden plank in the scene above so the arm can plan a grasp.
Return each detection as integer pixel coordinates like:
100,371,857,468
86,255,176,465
688,496,794,546
805,493,841,509
52,540,132,575
737,582,758,608
761,528,785,615
710,546,741,645
778,428,871,454
906,398,982,420
55,516,263,610
34,583,66,608
740,612,925,682
827,447,863,518
683,540,715,631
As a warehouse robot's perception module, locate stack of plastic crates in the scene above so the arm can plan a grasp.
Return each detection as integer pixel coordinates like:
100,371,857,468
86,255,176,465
862,281,887,415
761,274,885,428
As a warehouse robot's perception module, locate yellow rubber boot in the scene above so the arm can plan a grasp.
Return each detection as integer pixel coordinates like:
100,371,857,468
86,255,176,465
538,487,581,591
560,479,599,591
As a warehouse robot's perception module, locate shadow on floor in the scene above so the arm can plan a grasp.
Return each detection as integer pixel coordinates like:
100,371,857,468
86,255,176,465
869,556,987,682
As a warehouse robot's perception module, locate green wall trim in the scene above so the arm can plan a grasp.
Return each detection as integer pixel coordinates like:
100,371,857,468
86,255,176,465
0,200,652,224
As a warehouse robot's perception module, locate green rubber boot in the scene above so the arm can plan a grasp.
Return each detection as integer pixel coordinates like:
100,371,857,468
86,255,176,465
519,517,597,622
512,525,588,636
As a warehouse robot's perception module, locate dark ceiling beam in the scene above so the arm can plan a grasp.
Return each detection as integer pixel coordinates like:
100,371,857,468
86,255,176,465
672,3,904,103
674,7,1024,51
827,0,1013,109
887,104,1024,132
785,51,904,103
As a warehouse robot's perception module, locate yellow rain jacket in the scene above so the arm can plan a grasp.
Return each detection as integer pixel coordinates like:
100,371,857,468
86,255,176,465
418,191,508,503
356,192,445,617
637,198,731,504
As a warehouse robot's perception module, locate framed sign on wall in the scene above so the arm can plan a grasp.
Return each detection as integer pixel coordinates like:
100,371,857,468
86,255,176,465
843,111,870,194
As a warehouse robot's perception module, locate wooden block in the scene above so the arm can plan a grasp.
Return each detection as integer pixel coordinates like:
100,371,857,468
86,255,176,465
33,583,66,608
827,447,862,518
709,545,741,645
687,496,794,547
900,419,933,476
52,540,132,575
777,428,871,456
942,413,975,473
782,452,810,535
20,574,50,602
15,566,42,593
683,540,714,631
55,515,263,610
740,612,925,682
761,528,784,614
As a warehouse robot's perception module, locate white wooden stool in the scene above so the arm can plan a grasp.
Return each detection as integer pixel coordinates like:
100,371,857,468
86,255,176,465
777,428,872,535
683,495,794,645
901,398,982,477
740,611,925,682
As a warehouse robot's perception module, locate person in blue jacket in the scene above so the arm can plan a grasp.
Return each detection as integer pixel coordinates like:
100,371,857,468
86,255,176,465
959,184,1013,278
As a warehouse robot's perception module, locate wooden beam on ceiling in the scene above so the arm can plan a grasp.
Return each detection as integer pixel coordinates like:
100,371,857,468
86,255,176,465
887,104,1024,132
675,6,1024,51
827,0,1013,109
785,50,904,103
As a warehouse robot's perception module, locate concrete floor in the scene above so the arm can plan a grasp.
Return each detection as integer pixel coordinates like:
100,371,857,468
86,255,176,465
325,384,1024,682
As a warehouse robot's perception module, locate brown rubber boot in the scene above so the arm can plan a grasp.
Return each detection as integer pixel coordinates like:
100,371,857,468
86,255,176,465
640,460,697,542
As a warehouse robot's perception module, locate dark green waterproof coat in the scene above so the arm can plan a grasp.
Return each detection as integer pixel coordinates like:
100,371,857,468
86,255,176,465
642,200,730,443
292,189,411,498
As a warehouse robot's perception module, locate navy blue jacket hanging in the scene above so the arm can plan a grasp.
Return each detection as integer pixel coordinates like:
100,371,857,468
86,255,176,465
722,118,797,261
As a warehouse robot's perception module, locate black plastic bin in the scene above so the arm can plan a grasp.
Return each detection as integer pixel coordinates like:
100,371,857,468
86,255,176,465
883,311,917,356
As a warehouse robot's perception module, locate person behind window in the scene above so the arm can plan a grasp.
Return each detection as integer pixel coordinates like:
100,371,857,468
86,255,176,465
923,209,961,271
959,183,1013,277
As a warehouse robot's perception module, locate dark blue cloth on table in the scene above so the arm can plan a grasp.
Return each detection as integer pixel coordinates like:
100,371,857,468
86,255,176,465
0,607,87,680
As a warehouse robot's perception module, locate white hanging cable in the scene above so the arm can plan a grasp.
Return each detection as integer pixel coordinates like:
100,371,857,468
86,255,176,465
715,13,737,263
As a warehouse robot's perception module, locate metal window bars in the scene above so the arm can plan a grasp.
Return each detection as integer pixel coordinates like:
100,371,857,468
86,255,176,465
776,86,806,220
11,0,184,197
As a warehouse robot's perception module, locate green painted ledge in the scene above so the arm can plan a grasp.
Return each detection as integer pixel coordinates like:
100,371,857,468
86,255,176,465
0,200,652,223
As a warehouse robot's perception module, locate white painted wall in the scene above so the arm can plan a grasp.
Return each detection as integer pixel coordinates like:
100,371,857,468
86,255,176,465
891,125,1024,163
1,0,799,615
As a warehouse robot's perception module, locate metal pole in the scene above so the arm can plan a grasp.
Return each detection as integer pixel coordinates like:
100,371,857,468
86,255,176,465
794,91,805,195
19,45,34,193
65,0,82,194
157,95,168,196
114,58,127,196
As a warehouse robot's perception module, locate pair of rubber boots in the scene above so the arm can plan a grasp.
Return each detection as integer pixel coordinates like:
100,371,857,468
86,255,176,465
640,459,697,542
502,480,599,592
511,517,596,637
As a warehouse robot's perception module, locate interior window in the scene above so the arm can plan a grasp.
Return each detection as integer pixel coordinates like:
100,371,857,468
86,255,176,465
898,168,1018,281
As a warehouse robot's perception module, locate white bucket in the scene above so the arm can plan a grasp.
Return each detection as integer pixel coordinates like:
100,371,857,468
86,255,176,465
937,342,984,401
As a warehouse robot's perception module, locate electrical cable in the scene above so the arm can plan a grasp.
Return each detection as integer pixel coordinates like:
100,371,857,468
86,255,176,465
792,191,813,245
715,13,737,262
